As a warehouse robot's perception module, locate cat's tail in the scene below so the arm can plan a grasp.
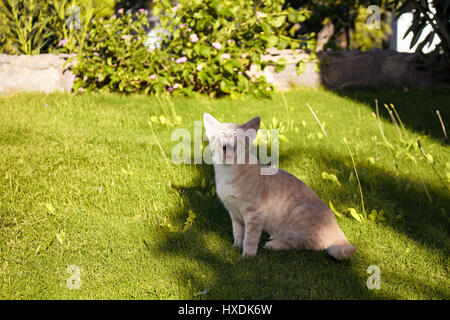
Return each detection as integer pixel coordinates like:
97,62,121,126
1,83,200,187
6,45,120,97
326,244,356,260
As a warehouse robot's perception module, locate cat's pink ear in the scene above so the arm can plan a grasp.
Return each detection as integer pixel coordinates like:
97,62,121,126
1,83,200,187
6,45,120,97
203,113,221,137
240,117,260,142
241,116,260,132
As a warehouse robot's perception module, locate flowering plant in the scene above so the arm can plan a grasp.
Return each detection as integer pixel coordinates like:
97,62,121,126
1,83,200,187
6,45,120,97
72,0,312,97
151,0,312,97
71,9,163,93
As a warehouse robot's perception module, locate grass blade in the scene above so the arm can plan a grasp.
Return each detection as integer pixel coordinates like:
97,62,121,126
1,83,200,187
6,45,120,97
306,103,327,138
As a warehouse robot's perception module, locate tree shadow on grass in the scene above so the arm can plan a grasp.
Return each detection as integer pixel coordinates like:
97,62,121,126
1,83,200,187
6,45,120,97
329,88,450,144
153,164,372,299
151,144,449,299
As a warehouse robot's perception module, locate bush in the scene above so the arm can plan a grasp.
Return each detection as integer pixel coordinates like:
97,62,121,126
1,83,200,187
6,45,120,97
349,5,391,51
71,10,155,94
72,0,313,97
287,0,391,51
0,0,114,55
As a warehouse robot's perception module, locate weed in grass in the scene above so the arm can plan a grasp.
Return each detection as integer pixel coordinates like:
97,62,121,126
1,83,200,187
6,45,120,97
384,103,404,141
148,120,170,169
343,137,366,218
435,110,448,140
321,172,341,187
328,201,342,219
417,139,449,191
183,210,197,232
306,103,328,138
154,95,182,127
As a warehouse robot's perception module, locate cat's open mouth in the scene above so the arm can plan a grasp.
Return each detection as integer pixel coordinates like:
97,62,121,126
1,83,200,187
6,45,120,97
222,145,234,162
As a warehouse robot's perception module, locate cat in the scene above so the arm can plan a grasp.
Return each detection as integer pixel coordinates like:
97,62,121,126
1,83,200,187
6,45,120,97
203,113,356,260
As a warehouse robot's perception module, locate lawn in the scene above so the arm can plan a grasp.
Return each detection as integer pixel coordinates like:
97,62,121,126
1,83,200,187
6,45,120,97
0,88,449,299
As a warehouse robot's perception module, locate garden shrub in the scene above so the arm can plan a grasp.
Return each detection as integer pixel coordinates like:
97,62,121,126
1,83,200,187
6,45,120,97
287,0,391,51
0,0,114,55
71,9,156,94
72,0,313,97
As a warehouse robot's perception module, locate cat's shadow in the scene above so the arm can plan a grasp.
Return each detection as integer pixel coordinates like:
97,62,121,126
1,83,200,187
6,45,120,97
151,139,449,299
153,164,372,299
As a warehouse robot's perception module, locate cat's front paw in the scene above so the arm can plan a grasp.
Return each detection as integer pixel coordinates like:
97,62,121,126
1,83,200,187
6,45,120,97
233,239,243,249
242,247,257,257
242,252,257,258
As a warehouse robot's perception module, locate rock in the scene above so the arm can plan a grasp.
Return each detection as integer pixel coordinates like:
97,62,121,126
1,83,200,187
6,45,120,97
247,49,320,90
0,54,75,94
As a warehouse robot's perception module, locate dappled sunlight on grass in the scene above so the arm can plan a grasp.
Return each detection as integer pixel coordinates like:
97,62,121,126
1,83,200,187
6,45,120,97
0,89,448,299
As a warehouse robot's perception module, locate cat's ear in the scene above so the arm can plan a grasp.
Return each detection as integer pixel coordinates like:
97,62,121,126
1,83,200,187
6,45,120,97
203,113,221,138
241,116,260,133
240,116,260,142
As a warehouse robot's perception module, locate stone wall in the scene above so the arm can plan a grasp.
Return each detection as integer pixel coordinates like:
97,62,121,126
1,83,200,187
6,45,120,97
249,49,450,90
319,49,450,90
0,50,448,94
0,54,74,94
248,49,321,90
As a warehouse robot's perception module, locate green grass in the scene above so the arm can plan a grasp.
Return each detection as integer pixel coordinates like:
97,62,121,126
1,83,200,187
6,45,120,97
0,88,449,299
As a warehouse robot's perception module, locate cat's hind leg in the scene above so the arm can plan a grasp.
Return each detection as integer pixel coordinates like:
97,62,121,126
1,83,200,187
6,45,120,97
264,239,292,250
326,244,356,260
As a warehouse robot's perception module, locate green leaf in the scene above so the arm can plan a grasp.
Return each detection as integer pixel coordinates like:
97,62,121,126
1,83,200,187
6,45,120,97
199,45,211,58
276,37,289,50
237,74,249,91
268,15,286,28
97,72,106,82
287,8,299,23
348,208,363,223
183,210,197,231
198,70,209,84
219,80,231,93
368,209,377,222
223,62,234,74
266,35,279,48
296,61,306,75
45,203,56,215
210,0,233,17
261,22,272,34
322,172,341,187
274,57,287,73
329,201,342,219
279,135,289,142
